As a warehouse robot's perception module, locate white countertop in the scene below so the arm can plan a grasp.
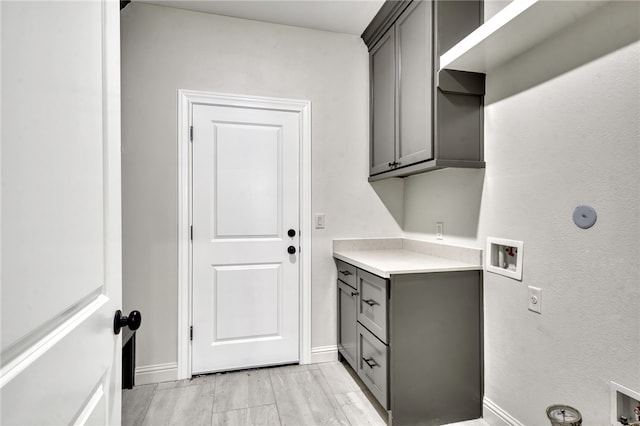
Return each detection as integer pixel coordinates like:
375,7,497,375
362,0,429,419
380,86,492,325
333,239,483,279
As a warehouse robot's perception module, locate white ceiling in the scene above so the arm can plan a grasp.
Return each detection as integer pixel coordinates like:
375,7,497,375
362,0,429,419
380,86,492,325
133,0,386,35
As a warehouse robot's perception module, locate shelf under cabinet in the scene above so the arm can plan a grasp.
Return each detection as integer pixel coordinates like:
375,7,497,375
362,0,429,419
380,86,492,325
439,0,609,73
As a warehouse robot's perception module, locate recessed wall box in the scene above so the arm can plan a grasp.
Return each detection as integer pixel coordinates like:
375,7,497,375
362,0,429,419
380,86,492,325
486,237,523,281
611,382,640,426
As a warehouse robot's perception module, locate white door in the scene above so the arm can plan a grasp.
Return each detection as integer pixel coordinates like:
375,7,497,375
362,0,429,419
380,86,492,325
191,101,300,374
1,1,122,424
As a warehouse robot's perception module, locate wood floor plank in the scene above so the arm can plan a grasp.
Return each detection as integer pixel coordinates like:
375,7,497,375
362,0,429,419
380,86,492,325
267,363,319,375
211,404,280,426
142,381,215,426
318,362,360,395
212,369,275,413
334,391,387,426
122,384,157,426
270,369,349,425
156,373,217,390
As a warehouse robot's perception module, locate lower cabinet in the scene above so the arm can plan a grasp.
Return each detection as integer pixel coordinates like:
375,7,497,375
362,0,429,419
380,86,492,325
337,280,358,369
357,322,389,408
336,258,483,425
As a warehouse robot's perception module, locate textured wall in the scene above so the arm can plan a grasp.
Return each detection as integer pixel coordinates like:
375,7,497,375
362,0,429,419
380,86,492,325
403,1,640,423
120,3,402,374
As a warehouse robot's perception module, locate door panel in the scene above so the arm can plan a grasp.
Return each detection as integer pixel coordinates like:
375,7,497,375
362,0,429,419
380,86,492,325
212,264,281,341
357,323,389,409
1,1,121,424
398,0,433,166
337,280,358,369
1,296,112,425
357,269,388,344
370,30,396,175
192,102,300,374
1,0,105,354
213,123,281,238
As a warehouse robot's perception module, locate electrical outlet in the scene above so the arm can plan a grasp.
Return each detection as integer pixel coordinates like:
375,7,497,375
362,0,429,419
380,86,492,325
528,286,542,314
436,222,443,240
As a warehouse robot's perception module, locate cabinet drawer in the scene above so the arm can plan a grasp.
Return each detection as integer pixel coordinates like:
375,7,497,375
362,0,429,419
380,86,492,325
357,323,389,409
337,280,358,370
336,259,357,289
357,269,388,343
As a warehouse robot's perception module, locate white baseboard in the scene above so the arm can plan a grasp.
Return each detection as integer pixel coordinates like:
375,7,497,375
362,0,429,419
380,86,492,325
483,397,525,426
310,345,338,364
135,362,178,385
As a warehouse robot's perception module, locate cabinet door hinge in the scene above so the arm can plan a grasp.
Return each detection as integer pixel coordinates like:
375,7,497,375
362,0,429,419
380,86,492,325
189,126,193,142
190,326,193,341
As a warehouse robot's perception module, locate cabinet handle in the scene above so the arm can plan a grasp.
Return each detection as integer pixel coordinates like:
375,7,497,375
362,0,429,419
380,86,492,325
351,291,359,297
339,270,352,276
387,161,401,168
362,298,379,307
362,357,378,368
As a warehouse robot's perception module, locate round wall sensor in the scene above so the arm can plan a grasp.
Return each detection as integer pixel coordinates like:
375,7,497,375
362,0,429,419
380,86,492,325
573,205,597,229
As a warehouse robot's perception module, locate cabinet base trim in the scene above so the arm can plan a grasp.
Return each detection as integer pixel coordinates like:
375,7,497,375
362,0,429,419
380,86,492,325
483,397,525,426
311,345,338,364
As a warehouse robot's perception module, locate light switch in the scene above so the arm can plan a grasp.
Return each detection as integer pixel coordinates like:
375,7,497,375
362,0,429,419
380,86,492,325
314,213,325,229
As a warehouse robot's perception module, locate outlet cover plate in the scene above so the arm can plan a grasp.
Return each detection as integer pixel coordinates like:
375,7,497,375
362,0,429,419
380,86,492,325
528,286,542,314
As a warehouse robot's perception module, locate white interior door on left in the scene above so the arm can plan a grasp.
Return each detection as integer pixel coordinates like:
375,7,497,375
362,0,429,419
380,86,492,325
1,1,122,424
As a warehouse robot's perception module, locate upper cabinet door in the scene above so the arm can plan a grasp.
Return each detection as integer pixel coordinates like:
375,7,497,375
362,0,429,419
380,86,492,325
397,0,433,167
370,29,396,176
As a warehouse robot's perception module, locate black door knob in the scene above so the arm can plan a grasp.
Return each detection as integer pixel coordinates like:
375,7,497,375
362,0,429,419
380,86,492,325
287,245,296,254
114,310,142,335
288,229,296,238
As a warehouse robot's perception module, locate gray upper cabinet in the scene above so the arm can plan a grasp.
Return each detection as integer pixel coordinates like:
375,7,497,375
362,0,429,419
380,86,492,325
364,0,486,181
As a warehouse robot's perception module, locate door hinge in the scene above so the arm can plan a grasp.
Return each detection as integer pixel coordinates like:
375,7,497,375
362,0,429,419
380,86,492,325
190,326,193,341
189,125,193,142
190,225,193,241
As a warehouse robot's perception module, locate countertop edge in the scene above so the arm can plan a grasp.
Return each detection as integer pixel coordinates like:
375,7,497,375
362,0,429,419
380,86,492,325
333,251,483,279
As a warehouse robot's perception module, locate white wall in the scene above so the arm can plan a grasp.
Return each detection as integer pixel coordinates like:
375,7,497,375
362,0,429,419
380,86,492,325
120,3,402,378
404,1,640,424
122,3,640,421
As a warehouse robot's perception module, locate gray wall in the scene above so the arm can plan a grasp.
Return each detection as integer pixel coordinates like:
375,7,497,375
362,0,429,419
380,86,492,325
121,3,402,376
403,1,640,424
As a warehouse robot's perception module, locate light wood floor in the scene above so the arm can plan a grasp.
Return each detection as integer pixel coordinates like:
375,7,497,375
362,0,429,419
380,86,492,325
122,361,488,426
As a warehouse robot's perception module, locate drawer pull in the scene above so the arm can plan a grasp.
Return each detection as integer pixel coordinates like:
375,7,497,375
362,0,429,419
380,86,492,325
339,270,353,276
362,357,378,368
362,298,379,307
351,291,359,297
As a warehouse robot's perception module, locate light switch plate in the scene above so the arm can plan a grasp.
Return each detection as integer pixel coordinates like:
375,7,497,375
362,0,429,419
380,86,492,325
528,286,542,314
314,213,325,229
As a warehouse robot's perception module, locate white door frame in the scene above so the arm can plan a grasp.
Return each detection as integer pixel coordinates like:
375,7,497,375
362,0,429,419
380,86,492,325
177,90,312,379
